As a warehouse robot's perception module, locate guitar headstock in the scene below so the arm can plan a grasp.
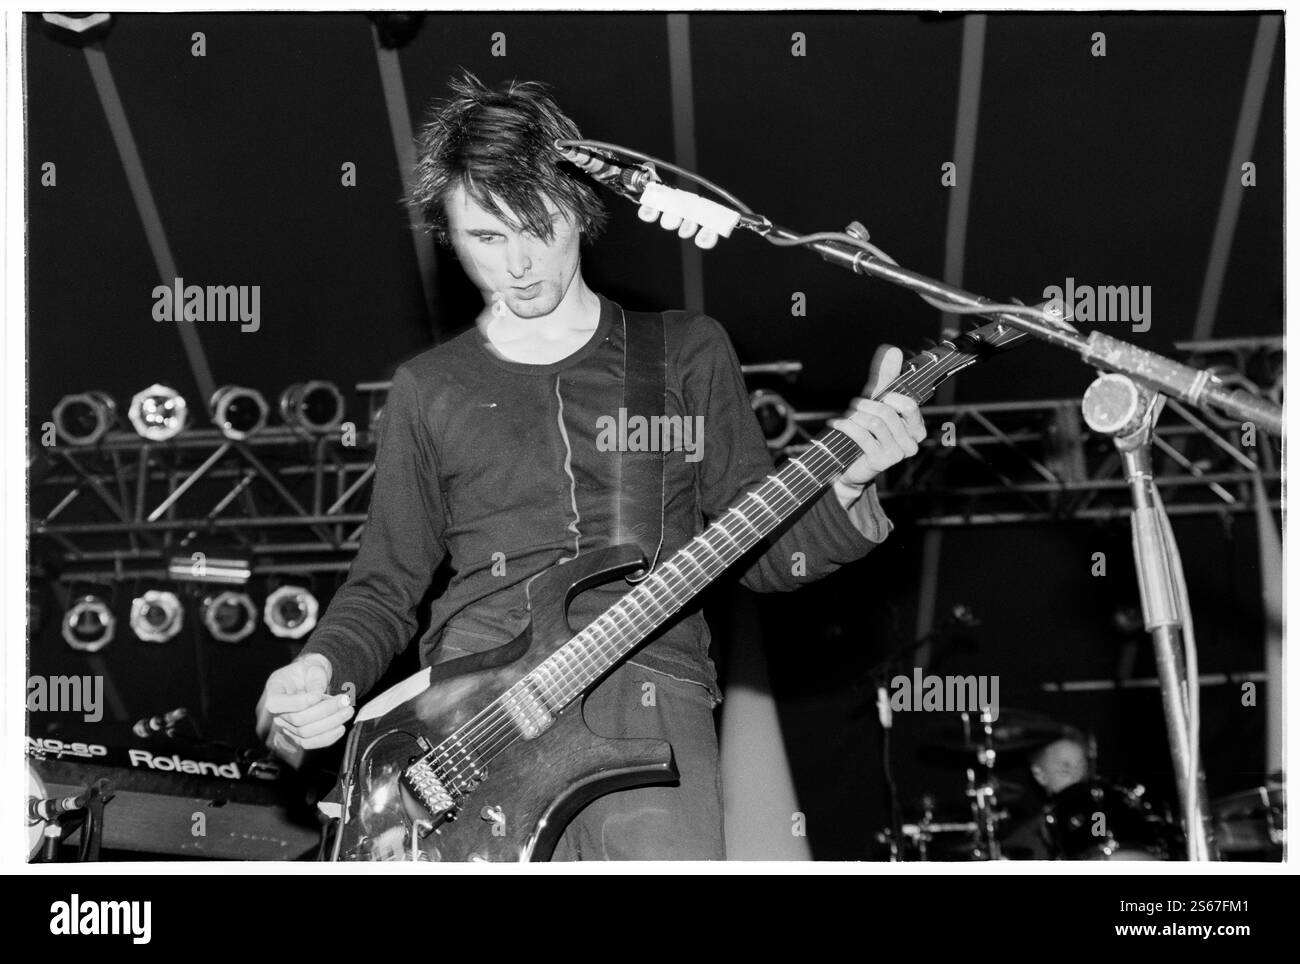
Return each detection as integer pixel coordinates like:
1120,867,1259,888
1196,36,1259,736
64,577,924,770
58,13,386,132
953,318,1029,352
886,319,1030,404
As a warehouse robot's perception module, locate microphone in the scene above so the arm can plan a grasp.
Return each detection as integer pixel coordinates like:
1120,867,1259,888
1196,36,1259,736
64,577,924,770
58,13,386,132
132,706,190,739
554,141,656,195
28,791,88,823
1082,372,1150,438
876,684,893,729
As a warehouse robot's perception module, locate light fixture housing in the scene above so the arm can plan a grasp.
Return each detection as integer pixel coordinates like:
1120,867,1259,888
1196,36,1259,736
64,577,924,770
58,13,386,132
750,389,797,450
209,385,269,440
129,590,184,643
52,391,117,446
128,383,189,441
61,595,116,652
202,591,257,644
263,585,320,639
279,381,345,434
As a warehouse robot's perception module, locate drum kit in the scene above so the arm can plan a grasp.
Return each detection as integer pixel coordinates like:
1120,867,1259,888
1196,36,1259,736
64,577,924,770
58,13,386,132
874,707,1285,862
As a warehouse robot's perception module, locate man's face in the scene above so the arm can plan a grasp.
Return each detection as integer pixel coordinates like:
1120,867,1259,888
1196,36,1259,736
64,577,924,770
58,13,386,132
1032,739,1088,795
445,184,582,319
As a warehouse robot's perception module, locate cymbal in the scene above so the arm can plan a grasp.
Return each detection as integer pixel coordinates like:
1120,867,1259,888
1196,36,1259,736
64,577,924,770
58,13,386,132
1212,784,1285,819
921,708,1076,755
1212,784,1284,854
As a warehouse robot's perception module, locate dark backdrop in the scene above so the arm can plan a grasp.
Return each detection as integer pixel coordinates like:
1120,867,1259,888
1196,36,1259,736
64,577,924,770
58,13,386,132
27,12,1282,859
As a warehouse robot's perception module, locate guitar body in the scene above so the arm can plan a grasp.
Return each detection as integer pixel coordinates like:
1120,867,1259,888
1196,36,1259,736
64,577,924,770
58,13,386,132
329,544,677,862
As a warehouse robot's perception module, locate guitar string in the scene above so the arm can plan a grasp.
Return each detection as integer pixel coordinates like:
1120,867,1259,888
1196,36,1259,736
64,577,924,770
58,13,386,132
428,351,961,789
422,350,962,791
426,350,960,790
443,435,855,776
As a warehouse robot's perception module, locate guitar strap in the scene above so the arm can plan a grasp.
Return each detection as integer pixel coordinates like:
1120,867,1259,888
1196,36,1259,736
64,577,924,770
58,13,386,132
618,307,666,581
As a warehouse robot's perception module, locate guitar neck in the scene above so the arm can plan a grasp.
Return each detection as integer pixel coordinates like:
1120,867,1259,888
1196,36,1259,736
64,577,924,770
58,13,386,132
523,338,983,712
424,322,1027,778
528,425,863,710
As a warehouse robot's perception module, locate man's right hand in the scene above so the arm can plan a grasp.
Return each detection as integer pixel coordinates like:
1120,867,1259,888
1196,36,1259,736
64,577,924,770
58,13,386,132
255,653,354,766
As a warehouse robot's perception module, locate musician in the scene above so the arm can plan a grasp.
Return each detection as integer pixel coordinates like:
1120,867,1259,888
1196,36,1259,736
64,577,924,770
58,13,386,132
257,72,925,859
1001,736,1092,859
1031,736,1090,796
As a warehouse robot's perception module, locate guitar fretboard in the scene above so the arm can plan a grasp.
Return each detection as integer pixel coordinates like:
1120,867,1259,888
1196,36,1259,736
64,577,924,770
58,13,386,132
526,428,862,712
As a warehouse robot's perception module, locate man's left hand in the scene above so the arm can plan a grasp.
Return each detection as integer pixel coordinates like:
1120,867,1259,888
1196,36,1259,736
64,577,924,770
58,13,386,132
830,344,925,496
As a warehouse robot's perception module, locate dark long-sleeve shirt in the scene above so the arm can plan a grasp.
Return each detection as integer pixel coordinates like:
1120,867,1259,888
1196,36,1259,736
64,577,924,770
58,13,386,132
301,293,892,702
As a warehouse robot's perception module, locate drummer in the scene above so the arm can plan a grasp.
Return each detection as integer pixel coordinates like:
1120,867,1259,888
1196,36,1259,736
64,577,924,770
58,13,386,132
999,736,1090,859
1030,737,1090,796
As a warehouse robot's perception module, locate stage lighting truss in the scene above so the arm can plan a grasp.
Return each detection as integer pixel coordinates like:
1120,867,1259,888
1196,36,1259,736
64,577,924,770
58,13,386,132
28,339,1280,594
52,391,117,446
263,585,320,639
129,590,184,643
61,595,116,652
30,381,389,584
202,591,257,644
280,381,345,434
210,385,269,440
128,383,189,441
771,337,1282,526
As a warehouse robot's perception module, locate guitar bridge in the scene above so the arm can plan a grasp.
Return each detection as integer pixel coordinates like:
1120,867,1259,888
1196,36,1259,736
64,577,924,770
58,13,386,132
401,748,459,823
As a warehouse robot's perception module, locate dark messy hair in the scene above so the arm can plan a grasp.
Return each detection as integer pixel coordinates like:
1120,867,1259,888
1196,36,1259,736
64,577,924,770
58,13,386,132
409,71,608,246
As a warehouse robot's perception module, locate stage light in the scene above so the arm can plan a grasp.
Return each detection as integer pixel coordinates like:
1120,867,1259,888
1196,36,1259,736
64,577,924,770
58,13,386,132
167,555,251,586
52,391,117,446
279,381,345,434
202,591,257,643
263,585,320,640
751,389,798,450
61,595,115,652
128,383,189,441
369,13,425,49
129,590,184,643
40,13,113,46
209,385,269,440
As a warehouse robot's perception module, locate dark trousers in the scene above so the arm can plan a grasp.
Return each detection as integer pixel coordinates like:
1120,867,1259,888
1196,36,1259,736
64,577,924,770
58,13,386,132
550,661,726,860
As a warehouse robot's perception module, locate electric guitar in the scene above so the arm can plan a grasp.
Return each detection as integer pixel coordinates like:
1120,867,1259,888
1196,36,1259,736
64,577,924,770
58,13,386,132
325,317,1026,861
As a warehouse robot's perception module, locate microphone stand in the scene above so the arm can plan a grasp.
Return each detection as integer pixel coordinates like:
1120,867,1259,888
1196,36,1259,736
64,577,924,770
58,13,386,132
736,215,1277,862
756,220,1281,433
1081,374,1218,860
557,141,1282,434
864,607,978,860
575,145,1281,859
867,640,929,861
735,218,1266,861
